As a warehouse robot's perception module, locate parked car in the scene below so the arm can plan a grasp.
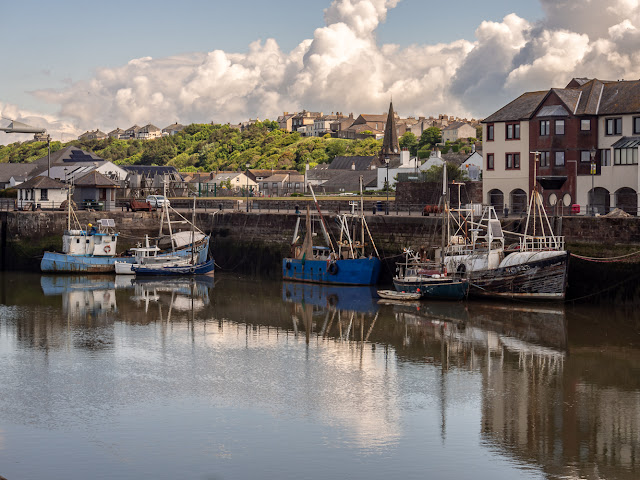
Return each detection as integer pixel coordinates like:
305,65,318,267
422,204,442,216
146,195,170,208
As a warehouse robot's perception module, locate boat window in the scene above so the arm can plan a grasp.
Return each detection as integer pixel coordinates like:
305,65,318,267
86,240,90,244
76,239,80,244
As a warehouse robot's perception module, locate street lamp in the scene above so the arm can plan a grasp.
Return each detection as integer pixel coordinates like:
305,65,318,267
245,162,250,212
385,157,390,215
590,147,596,216
1,120,50,176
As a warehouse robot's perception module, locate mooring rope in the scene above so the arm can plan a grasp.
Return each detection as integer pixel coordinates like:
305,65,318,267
570,250,640,263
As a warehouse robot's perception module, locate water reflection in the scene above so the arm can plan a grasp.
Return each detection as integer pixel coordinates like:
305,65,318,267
0,273,638,479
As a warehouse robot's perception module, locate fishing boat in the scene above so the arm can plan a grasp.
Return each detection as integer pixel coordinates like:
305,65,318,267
282,179,381,286
132,195,214,277
392,165,469,301
442,155,568,300
114,235,187,274
40,188,133,273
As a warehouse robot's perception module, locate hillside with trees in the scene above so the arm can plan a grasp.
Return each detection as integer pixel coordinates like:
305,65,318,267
0,122,383,173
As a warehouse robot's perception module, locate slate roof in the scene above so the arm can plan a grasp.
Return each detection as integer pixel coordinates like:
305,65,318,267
16,176,66,190
329,156,381,170
442,121,473,130
319,170,378,191
0,163,38,183
74,170,119,187
121,165,181,178
483,91,548,123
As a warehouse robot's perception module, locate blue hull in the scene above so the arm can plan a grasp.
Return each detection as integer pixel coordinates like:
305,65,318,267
282,257,381,286
282,282,379,313
393,278,469,300
41,236,210,273
133,258,215,276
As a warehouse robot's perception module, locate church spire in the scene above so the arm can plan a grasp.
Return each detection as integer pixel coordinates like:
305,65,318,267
380,100,400,163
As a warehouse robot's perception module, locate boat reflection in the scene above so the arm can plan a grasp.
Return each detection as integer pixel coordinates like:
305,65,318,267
282,282,380,344
41,275,118,321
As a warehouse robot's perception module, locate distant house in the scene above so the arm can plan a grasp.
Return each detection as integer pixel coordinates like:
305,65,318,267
441,121,476,143
312,113,342,137
260,172,305,196
15,176,67,210
78,129,107,141
108,128,126,139
137,124,162,140
209,172,257,194
329,113,355,137
291,110,322,132
459,152,483,181
120,165,187,197
124,125,142,139
276,112,296,131
162,123,185,136
73,170,120,211
0,163,38,189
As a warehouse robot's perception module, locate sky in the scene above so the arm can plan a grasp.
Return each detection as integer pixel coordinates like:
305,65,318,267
1,0,639,144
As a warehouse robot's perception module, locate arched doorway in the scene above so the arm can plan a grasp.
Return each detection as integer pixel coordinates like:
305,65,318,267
591,187,610,215
616,187,637,215
510,189,527,215
488,189,504,215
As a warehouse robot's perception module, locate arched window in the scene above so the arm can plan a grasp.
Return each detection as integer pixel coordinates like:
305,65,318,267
488,189,504,215
510,189,527,214
615,187,637,215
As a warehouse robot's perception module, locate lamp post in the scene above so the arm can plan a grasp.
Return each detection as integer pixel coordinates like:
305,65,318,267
245,162,250,212
385,157,390,215
590,147,596,216
0,120,49,176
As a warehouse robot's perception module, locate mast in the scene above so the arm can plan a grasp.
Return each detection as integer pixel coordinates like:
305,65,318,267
191,194,196,264
441,162,447,272
308,184,335,253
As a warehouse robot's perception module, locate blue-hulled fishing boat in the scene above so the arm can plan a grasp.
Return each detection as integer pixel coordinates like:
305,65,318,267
282,180,381,286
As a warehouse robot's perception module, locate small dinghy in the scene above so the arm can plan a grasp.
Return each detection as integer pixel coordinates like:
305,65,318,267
377,290,421,301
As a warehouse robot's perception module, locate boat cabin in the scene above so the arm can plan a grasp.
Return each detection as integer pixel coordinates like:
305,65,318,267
62,219,118,257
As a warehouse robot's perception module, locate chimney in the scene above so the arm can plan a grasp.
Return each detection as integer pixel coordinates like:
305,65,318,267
351,162,355,170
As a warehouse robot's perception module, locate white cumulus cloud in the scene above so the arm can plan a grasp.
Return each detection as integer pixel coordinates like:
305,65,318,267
4,0,640,145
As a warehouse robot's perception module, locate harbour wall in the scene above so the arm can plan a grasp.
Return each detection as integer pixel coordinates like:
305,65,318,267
1,210,640,303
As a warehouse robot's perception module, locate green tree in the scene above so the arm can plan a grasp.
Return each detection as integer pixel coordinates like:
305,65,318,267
424,163,466,182
419,127,442,148
475,125,482,141
399,132,418,156
418,147,432,159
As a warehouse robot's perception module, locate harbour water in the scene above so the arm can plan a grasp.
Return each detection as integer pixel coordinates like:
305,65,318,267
0,272,639,480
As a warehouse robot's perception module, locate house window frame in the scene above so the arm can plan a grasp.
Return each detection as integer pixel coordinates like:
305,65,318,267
555,151,565,166
505,122,520,140
580,151,592,163
555,119,565,135
539,151,550,167
505,152,520,170
605,117,622,136
540,120,550,136
486,124,494,141
581,119,591,131
40,189,48,201
486,153,494,170
614,148,639,165
633,116,640,135
601,149,611,166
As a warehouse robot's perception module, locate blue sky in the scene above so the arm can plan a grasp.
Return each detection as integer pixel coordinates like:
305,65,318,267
1,0,637,143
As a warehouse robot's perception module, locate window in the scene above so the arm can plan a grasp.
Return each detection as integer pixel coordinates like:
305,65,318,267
580,151,593,163
601,149,611,166
486,153,494,170
539,151,550,167
506,153,520,169
581,119,591,131
506,122,520,139
540,120,550,136
555,151,565,166
487,124,494,141
634,117,640,134
40,189,48,201
614,148,639,165
555,120,565,135
606,118,622,135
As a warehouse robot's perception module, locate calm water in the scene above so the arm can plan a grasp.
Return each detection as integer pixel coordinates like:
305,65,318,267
0,273,639,480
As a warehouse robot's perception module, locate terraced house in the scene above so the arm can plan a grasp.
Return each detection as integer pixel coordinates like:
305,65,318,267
482,78,640,215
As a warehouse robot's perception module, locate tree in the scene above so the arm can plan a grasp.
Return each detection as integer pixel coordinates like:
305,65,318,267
399,132,418,156
419,127,442,148
424,163,466,183
475,125,482,141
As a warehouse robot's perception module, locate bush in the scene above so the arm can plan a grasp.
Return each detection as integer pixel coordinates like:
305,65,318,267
441,146,450,154
0,188,17,198
290,192,304,197
452,145,459,153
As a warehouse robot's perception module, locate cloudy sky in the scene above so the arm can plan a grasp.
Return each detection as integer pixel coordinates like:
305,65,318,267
1,0,639,144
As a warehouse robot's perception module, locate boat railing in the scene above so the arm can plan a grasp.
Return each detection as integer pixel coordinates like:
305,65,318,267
520,236,565,252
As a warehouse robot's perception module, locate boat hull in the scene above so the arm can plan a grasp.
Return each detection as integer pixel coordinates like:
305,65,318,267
42,236,210,273
282,257,381,286
40,252,135,273
466,251,568,300
393,277,469,300
133,258,215,276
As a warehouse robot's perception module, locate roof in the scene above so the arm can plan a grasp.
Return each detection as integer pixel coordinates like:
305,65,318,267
537,105,570,117
74,170,119,187
442,121,473,130
598,81,640,115
329,156,381,170
262,172,305,182
140,124,160,133
320,170,378,189
611,136,640,148
483,91,548,123
162,123,185,132
121,165,181,176
0,163,38,183
16,176,66,190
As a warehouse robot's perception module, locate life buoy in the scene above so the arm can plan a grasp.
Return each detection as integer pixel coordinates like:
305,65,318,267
189,267,195,273
285,261,292,270
103,245,111,254
328,262,339,275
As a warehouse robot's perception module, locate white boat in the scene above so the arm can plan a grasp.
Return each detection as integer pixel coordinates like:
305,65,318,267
115,235,189,274
377,290,421,301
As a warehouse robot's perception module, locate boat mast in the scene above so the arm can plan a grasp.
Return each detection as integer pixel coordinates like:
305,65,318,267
308,184,335,253
441,162,447,272
191,194,196,264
